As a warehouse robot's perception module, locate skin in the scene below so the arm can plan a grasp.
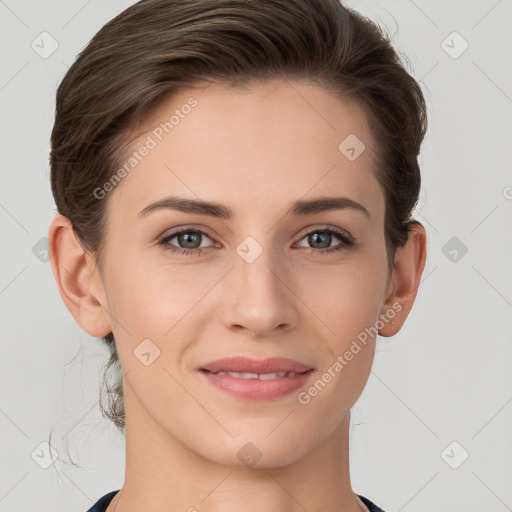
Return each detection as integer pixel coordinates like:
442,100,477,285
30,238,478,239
49,79,426,512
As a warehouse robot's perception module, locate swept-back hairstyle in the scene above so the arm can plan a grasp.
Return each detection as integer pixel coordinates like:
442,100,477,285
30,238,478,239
50,0,427,432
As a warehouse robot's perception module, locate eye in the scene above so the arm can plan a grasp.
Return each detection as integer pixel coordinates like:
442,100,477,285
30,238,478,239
158,227,216,257
294,225,355,255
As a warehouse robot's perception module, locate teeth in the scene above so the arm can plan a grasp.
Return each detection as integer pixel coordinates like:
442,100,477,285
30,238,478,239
214,371,299,379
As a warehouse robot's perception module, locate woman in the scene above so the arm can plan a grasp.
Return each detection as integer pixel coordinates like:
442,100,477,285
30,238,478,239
48,0,428,510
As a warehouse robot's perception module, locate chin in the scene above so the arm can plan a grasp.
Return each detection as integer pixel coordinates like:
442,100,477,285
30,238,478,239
197,433,311,470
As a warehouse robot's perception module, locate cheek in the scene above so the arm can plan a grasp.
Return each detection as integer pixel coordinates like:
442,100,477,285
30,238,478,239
299,267,383,415
297,257,385,405
104,254,217,351
298,258,386,337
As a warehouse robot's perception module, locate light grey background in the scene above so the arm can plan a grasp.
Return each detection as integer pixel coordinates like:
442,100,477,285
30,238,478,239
0,0,511,511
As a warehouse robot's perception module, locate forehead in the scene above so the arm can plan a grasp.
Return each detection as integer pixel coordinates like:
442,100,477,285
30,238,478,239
108,80,384,223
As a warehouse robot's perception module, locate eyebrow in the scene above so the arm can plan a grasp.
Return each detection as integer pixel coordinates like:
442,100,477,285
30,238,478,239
138,195,370,219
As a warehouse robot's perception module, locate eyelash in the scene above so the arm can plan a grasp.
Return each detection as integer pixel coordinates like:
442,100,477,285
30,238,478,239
157,224,355,258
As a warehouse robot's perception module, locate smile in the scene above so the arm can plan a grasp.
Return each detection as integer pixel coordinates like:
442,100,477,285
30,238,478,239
200,368,314,400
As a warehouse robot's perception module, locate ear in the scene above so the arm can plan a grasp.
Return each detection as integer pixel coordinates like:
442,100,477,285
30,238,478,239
378,222,427,337
48,213,111,338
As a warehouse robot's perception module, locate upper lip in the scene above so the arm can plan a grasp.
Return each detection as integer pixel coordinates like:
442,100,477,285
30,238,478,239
199,357,314,374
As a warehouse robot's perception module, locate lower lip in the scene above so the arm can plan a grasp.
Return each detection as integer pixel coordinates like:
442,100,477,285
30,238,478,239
200,369,314,400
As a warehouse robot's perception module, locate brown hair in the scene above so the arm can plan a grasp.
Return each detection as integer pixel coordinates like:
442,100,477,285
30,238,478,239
50,0,427,432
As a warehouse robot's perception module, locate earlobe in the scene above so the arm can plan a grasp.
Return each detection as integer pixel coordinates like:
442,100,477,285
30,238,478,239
48,214,111,338
379,222,427,337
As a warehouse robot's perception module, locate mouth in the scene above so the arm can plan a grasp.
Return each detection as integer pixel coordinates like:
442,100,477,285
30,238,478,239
197,357,315,400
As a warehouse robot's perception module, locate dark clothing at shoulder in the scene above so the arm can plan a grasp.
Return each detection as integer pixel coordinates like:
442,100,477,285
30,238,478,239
85,489,387,511
359,493,388,511
85,490,119,512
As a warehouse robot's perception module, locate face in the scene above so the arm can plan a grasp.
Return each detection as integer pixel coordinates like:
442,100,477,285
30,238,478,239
94,79,393,467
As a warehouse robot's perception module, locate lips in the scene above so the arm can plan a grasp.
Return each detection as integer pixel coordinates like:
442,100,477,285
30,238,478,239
198,357,315,400
199,356,313,375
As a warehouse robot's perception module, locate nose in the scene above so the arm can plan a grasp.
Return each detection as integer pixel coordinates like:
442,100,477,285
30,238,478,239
220,247,299,338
